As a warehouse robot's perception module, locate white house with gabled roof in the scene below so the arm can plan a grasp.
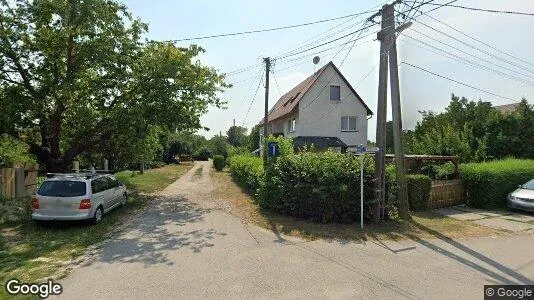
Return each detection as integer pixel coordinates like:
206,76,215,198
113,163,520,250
260,61,372,151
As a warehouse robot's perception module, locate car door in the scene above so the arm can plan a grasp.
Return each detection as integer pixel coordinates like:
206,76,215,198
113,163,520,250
107,176,122,206
100,177,116,210
91,178,106,209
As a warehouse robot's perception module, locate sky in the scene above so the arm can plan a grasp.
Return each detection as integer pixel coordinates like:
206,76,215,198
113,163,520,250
121,0,534,140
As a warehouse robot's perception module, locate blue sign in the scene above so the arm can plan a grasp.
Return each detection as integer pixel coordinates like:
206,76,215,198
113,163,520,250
267,142,279,158
356,145,380,154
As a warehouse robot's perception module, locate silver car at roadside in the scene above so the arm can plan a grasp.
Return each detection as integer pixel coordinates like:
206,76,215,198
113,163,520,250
31,173,127,224
507,179,534,212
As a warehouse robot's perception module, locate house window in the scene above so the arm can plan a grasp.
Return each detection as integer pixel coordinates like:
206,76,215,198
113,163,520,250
288,118,296,132
341,116,357,131
330,85,340,101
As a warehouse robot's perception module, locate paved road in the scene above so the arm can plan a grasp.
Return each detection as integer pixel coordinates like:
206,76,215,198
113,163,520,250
57,161,534,299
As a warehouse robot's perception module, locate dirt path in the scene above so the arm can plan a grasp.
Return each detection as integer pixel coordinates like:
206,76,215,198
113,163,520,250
56,161,534,299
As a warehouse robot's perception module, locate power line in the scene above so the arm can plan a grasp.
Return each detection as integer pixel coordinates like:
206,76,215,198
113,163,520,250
420,13,534,69
226,1,408,80
401,35,534,86
271,69,283,99
165,10,379,42
272,0,392,58
405,28,534,81
401,61,516,101
406,1,534,16
242,72,265,125
414,19,534,75
233,68,263,121
296,20,372,114
274,22,380,60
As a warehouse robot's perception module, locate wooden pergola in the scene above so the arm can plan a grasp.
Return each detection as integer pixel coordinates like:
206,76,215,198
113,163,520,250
384,154,460,179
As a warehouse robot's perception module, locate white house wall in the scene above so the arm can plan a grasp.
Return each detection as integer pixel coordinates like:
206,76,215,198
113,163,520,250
296,64,368,146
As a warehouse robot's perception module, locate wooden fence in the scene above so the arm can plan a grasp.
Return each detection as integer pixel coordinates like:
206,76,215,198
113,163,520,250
0,163,40,199
429,179,464,209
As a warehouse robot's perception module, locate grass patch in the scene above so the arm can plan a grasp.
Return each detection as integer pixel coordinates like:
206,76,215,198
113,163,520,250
0,163,193,299
211,169,504,242
192,167,203,179
116,163,193,193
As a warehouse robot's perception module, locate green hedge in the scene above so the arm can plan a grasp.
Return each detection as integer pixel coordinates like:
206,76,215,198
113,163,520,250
262,150,376,223
407,174,432,211
228,155,263,193
213,155,225,171
461,159,534,208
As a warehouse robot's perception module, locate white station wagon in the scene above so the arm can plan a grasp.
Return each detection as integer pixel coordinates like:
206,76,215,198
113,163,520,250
32,173,127,224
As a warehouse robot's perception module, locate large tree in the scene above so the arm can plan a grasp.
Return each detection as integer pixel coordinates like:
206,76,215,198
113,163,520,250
0,0,228,171
226,125,247,147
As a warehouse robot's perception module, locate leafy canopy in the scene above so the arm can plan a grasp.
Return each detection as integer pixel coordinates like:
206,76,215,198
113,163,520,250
0,0,228,171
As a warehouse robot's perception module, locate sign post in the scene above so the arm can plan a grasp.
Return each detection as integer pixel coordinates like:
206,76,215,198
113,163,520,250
356,145,379,230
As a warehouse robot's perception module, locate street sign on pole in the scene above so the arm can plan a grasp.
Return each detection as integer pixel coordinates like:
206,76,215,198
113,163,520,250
267,141,279,158
356,145,380,230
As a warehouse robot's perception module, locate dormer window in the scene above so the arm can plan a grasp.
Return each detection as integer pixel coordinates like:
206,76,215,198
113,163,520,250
330,85,340,101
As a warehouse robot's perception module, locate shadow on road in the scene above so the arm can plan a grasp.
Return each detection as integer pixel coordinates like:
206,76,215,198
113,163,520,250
90,195,225,267
404,221,533,285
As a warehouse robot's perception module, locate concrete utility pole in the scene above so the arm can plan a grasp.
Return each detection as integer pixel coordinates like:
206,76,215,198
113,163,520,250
373,1,410,221
263,57,271,166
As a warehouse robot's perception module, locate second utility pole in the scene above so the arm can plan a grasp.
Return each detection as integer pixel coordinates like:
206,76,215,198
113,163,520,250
263,57,271,166
374,2,410,221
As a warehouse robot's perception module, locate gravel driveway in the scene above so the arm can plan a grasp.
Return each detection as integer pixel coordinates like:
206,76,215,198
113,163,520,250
56,161,534,299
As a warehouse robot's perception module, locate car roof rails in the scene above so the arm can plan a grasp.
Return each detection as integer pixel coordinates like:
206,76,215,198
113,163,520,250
79,169,113,174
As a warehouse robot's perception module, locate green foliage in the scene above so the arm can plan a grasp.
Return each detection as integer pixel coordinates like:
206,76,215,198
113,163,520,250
261,150,375,223
0,135,35,168
226,126,248,147
209,136,228,158
410,122,477,162
435,162,456,180
228,155,264,193
194,147,211,161
227,145,250,158
248,125,261,152
406,175,432,211
460,159,534,208
165,132,208,161
406,95,534,162
264,135,294,158
213,155,225,171
0,0,228,171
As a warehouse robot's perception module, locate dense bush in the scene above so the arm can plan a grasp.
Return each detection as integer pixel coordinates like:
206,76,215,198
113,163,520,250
227,145,250,159
262,150,376,223
406,174,432,211
461,159,534,208
228,155,263,193
435,162,455,180
213,155,225,171
193,147,211,161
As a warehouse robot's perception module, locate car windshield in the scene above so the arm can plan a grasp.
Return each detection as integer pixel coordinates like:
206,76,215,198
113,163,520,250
522,179,534,190
38,181,86,197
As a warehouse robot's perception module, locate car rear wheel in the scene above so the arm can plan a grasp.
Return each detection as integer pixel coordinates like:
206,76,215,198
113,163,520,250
92,206,103,224
120,193,128,207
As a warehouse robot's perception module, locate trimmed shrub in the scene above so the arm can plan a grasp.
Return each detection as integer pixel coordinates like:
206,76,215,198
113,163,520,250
460,159,534,208
262,150,376,223
406,174,432,211
228,155,263,193
213,155,225,171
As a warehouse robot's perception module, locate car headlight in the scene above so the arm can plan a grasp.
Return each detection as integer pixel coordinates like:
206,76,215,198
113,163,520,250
507,194,516,201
